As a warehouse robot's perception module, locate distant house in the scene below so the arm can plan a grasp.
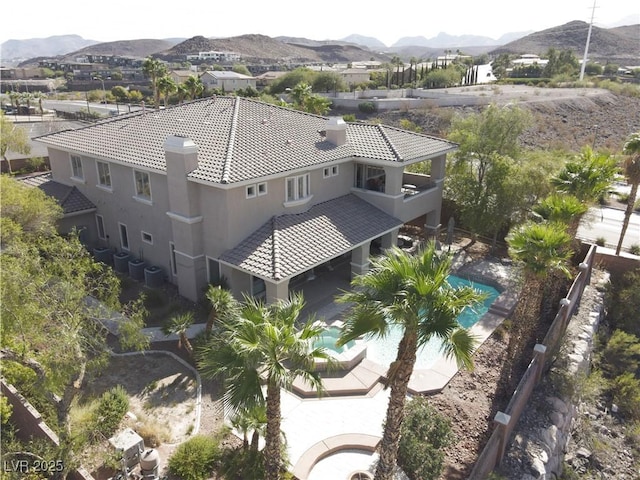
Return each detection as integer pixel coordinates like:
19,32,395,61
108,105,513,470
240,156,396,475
34,96,457,303
338,68,371,87
255,71,288,87
200,71,256,92
186,51,241,63
512,54,548,67
169,69,199,84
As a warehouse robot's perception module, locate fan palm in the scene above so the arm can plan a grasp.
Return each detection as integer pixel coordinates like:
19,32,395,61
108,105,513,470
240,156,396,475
161,311,195,356
184,75,204,100
336,242,485,480
532,193,588,238
197,292,332,480
157,75,177,108
551,146,618,204
505,221,572,386
142,56,168,109
204,284,239,335
616,132,640,255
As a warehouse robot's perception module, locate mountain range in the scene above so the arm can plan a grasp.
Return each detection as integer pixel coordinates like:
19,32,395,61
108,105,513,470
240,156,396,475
2,19,639,66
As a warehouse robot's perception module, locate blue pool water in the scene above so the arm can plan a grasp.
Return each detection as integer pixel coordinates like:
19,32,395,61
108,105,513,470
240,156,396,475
364,275,500,369
314,326,355,353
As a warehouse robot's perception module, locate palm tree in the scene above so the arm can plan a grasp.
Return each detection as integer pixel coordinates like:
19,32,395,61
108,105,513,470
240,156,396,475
616,132,640,255
336,243,485,480
532,193,588,239
176,83,189,104
231,404,267,452
162,312,195,356
197,292,332,480
142,56,168,109
184,75,204,100
157,75,177,108
204,284,239,335
551,146,618,204
505,221,572,386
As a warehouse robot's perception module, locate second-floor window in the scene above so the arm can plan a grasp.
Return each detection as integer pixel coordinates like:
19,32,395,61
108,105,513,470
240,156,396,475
70,155,83,179
97,161,111,188
286,174,310,202
134,170,151,201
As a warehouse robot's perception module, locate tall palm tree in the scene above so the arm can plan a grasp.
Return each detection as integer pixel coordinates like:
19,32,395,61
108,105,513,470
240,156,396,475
157,75,177,108
204,284,239,335
162,311,195,356
142,56,168,109
505,221,572,386
616,132,640,255
184,75,204,100
551,146,618,204
336,243,485,480
197,292,332,480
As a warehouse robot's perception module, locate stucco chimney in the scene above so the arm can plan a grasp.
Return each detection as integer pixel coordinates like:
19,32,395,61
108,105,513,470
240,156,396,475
325,117,347,146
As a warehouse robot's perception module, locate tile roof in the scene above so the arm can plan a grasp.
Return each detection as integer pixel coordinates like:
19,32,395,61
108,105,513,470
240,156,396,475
219,194,403,281
17,172,96,215
34,96,457,185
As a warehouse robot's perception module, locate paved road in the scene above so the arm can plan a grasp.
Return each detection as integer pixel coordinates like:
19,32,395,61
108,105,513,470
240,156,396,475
577,206,640,251
42,99,142,116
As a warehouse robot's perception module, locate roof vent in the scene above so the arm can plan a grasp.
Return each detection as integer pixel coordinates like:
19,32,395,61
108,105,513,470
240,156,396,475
324,117,347,146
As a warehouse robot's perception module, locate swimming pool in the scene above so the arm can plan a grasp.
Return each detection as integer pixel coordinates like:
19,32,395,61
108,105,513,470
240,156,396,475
314,326,355,353
364,275,500,370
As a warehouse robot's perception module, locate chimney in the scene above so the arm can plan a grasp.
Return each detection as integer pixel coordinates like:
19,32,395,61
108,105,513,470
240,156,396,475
325,117,347,146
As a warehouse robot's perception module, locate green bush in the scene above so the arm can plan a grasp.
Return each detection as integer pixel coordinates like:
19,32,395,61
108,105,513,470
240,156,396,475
599,330,640,378
630,244,640,256
595,237,606,247
607,269,640,337
95,385,129,437
358,101,377,114
168,435,222,480
342,114,356,122
612,373,640,420
397,397,453,480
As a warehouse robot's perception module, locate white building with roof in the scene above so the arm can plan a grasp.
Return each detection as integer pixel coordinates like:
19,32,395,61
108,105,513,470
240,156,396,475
200,71,256,92
35,97,457,302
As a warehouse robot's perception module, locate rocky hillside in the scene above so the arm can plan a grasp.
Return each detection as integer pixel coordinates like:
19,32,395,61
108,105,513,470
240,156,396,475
156,34,392,64
371,90,640,153
490,21,640,65
62,38,178,59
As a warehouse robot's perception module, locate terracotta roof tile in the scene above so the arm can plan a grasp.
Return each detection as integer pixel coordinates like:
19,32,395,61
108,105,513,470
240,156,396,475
34,97,457,185
219,194,403,280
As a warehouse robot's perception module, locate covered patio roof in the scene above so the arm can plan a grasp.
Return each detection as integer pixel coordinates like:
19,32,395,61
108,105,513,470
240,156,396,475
219,194,403,282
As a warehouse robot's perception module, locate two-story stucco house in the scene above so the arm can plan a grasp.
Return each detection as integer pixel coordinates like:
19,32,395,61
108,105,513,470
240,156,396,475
199,71,257,92
34,96,456,303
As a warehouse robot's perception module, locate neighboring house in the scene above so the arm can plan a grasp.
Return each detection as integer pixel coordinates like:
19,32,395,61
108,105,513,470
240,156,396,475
18,171,96,238
34,97,457,303
338,68,371,87
169,69,199,85
255,71,288,87
186,51,241,63
200,71,257,92
511,54,549,67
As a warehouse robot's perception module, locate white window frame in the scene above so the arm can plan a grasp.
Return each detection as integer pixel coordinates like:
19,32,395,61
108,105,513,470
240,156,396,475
118,222,129,251
95,214,106,240
257,182,267,196
331,165,339,176
285,173,310,203
141,231,153,245
70,155,84,180
246,184,257,198
134,170,152,203
96,161,112,190
323,165,339,178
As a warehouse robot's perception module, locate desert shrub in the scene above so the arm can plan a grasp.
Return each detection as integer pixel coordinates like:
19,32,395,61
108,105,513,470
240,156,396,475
219,448,264,480
358,101,377,113
135,417,172,447
599,330,640,378
95,385,129,437
606,269,640,337
630,244,640,256
611,373,640,420
342,114,356,122
595,237,606,247
397,397,453,480
167,434,222,480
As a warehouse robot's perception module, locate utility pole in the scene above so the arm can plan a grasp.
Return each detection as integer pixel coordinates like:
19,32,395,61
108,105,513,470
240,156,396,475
579,0,598,81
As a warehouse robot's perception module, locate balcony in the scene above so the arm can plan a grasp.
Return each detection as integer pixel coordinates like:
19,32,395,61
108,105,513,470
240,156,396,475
401,173,437,198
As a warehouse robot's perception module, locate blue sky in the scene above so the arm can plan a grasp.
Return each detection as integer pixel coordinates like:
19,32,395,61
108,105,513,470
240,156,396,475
1,0,638,47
